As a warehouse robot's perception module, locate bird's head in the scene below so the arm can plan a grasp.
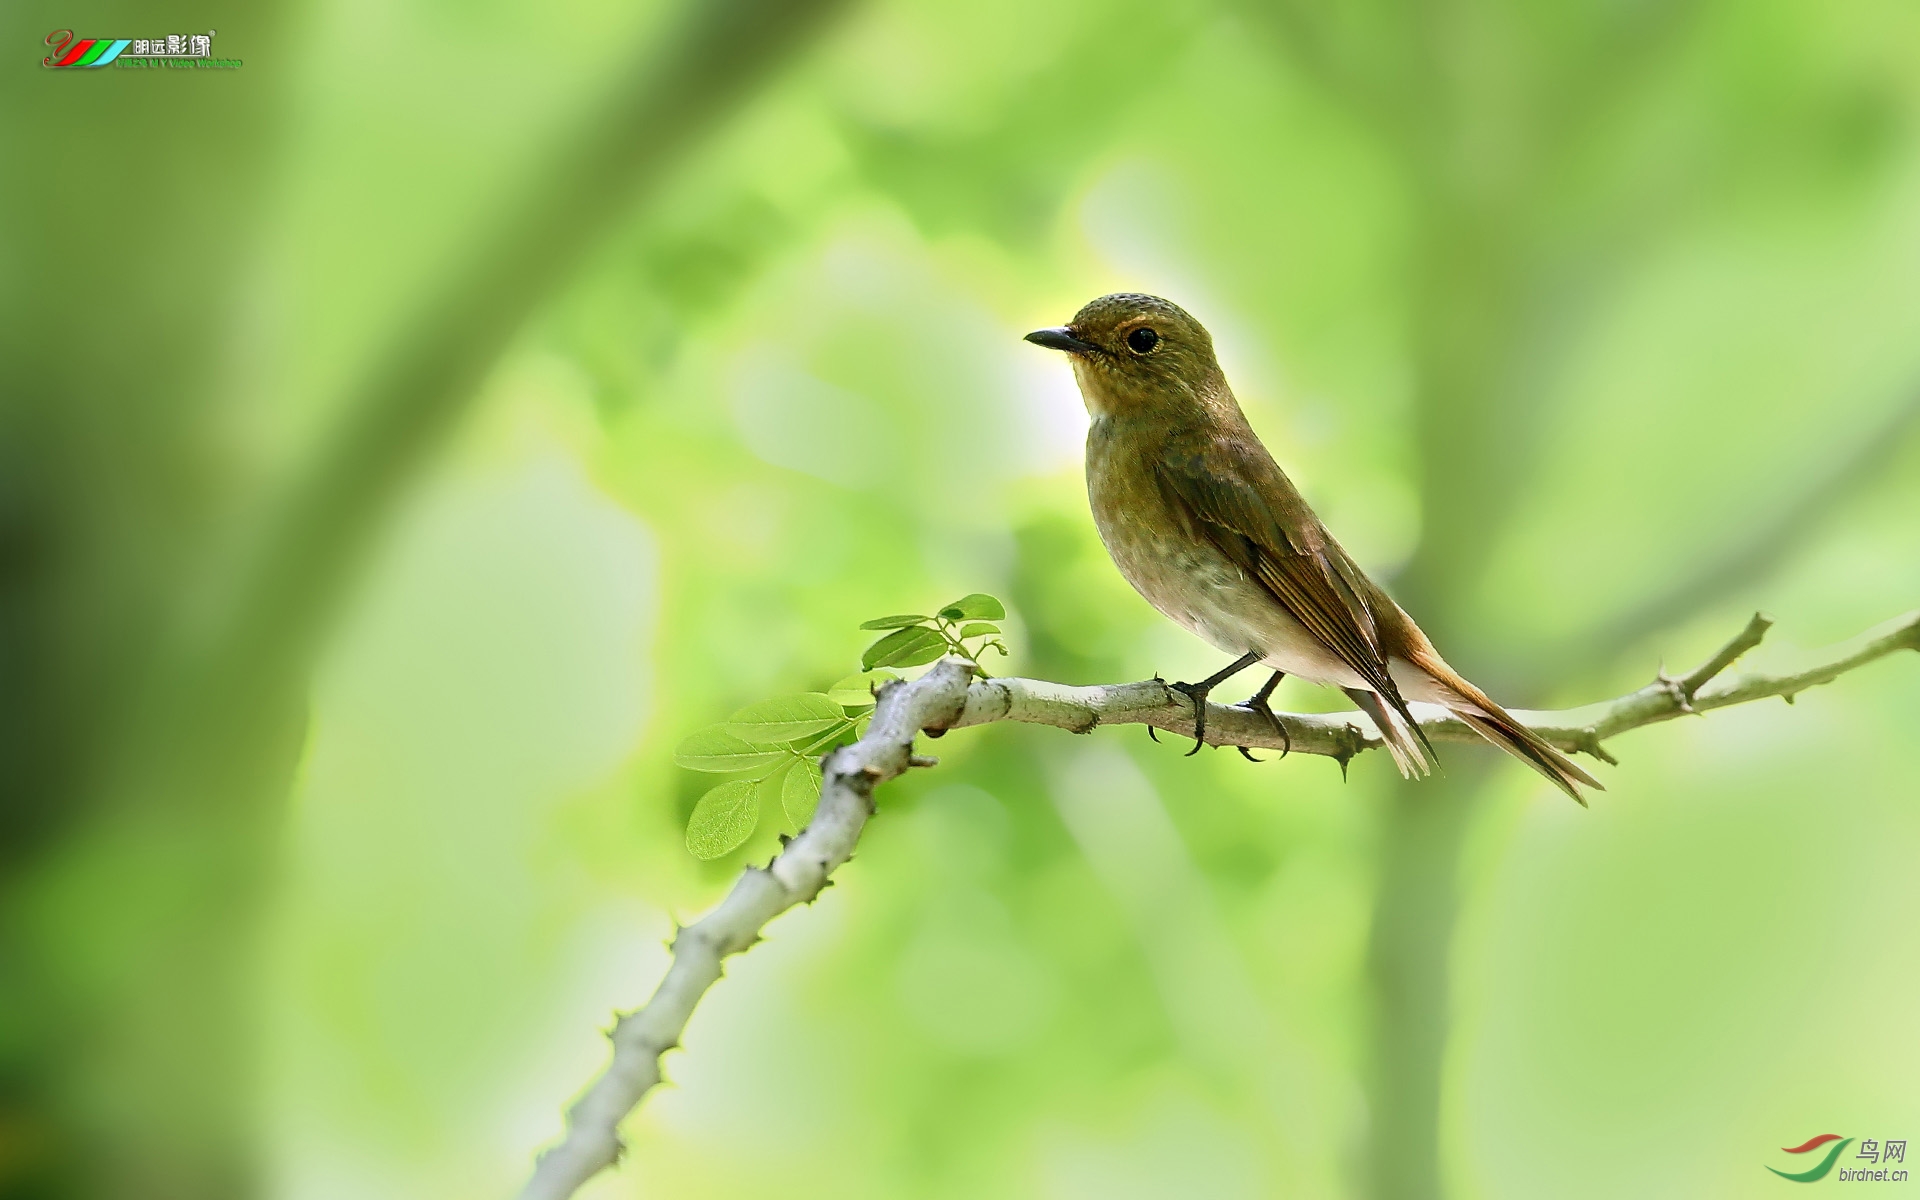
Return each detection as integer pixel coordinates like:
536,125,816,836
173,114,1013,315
1025,293,1225,420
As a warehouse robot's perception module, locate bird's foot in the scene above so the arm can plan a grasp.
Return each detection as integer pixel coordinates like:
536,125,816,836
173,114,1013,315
1230,690,1289,759
1167,654,1265,758
1169,680,1213,756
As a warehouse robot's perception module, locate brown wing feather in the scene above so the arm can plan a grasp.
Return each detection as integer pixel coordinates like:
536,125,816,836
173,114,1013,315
1156,432,1432,758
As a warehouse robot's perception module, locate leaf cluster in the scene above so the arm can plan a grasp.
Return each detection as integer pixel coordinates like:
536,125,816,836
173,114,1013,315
858,593,1009,674
671,593,1008,860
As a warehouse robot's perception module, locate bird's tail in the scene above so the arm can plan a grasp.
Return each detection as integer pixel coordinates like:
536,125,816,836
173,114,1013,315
1342,687,1434,781
1440,674,1604,806
1347,657,1603,804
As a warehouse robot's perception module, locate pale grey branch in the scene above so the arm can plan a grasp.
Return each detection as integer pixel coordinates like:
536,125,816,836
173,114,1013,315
518,658,974,1200
954,610,1917,768
521,609,1917,1198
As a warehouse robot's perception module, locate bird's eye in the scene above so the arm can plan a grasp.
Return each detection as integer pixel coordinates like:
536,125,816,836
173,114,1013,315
1125,327,1159,354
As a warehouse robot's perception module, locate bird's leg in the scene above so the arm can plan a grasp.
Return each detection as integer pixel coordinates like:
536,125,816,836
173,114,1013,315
1231,671,1288,761
1170,651,1263,756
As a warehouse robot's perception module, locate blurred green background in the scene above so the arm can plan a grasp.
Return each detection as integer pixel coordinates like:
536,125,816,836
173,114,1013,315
7,0,1920,1197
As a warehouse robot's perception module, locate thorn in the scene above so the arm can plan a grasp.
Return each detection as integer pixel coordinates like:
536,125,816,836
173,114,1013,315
909,754,939,768
1146,725,1161,743
1236,746,1261,762
1655,666,1696,714
1782,692,1797,705
1577,730,1620,766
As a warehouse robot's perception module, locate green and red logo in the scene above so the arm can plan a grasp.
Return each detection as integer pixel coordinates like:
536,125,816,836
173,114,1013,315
1769,1135,1853,1182
41,29,216,68
1767,1133,1908,1183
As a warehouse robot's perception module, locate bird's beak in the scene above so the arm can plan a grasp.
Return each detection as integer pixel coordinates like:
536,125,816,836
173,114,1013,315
1024,326,1097,355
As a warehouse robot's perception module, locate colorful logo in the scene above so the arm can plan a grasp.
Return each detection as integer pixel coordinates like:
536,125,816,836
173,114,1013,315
42,29,218,69
1769,1135,1854,1182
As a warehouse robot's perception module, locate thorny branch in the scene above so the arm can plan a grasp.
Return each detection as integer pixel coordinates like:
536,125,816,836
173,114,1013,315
521,609,1919,1199
519,659,974,1200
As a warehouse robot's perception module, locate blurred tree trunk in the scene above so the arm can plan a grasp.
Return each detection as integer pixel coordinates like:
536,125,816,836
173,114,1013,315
1362,48,1548,1198
0,4,293,1194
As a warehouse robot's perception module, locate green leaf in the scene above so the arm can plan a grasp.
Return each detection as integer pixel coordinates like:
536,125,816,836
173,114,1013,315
685,780,759,859
858,613,929,630
825,671,897,708
724,693,845,744
938,593,1005,621
863,626,947,669
957,622,1000,638
782,760,823,827
674,726,786,772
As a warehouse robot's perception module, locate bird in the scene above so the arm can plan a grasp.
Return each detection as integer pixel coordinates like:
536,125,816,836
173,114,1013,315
1025,292,1603,804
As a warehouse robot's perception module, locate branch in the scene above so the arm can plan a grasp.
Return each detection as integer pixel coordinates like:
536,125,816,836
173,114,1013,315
519,659,976,1200
953,610,1917,767
520,609,1919,1197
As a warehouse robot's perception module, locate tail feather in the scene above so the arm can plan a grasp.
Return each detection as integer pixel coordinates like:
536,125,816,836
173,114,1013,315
1393,648,1604,805
1357,650,1605,803
1343,687,1433,781
1451,706,1602,805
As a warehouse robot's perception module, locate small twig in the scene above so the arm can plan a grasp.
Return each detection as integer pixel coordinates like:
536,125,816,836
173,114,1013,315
519,609,1919,1198
1676,611,1773,701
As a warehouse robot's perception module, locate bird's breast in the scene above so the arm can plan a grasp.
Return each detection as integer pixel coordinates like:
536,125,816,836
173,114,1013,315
1083,423,1366,688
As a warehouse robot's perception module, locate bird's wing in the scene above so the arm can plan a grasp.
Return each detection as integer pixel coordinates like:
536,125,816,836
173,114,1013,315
1156,431,1430,751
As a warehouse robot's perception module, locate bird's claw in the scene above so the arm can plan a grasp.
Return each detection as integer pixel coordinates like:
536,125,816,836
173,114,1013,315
1230,698,1289,759
1170,680,1210,755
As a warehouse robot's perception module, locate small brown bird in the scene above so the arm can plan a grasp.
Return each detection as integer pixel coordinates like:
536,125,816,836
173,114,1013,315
1027,293,1601,803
